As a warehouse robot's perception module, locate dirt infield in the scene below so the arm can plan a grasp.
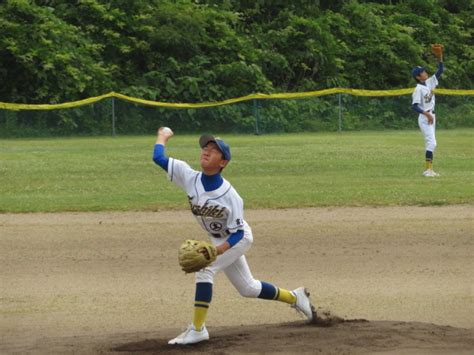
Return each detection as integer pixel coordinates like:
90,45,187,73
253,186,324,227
1,206,473,354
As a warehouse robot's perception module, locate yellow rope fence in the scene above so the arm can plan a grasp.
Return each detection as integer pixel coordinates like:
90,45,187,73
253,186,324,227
1,88,473,111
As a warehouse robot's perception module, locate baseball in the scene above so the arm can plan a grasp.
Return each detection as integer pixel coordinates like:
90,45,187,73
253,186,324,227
161,127,173,135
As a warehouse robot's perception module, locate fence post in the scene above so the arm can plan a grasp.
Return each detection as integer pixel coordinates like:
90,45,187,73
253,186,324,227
338,93,342,132
111,97,116,137
253,99,260,135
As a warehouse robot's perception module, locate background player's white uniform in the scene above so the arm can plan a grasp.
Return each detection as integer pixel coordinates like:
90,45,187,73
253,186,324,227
412,75,438,153
168,157,263,297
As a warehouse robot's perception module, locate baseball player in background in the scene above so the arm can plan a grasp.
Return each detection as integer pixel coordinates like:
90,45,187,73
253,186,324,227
153,127,314,345
411,44,444,177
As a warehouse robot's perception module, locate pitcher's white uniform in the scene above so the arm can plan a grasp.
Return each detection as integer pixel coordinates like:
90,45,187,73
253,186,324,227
168,157,263,297
412,74,438,152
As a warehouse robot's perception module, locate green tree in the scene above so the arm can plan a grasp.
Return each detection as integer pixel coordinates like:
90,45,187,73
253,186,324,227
0,0,111,103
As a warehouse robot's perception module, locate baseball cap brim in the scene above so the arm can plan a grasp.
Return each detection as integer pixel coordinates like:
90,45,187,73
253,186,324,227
199,135,231,161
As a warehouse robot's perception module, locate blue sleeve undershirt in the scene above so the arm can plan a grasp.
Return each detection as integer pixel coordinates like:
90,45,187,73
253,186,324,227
412,103,425,114
201,173,223,191
153,143,242,248
153,144,169,172
435,62,444,79
227,229,244,247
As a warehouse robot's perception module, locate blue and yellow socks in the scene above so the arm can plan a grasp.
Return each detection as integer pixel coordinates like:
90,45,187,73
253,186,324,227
276,288,297,304
193,281,296,330
258,281,296,304
193,282,212,331
425,150,433,170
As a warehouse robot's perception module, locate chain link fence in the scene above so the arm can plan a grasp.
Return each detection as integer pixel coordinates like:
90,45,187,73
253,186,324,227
1,92,472,138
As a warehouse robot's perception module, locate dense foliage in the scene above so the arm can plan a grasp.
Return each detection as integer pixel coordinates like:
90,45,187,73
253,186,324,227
0,0,473,135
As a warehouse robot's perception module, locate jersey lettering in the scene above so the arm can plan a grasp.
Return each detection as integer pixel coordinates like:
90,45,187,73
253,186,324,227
189,200,226,218
169,158,245,238
424,91,434,104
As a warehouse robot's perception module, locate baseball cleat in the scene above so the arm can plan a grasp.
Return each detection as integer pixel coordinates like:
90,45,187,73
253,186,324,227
291,287,314,321
168,324,209,345
423,169,437,177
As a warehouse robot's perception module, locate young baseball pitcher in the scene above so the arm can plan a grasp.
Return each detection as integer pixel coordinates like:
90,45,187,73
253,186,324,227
153,127,314,345
412,44,445,177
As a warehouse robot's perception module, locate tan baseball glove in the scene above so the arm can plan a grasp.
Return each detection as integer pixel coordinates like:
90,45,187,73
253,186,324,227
178,239,217,273
431,44,444,60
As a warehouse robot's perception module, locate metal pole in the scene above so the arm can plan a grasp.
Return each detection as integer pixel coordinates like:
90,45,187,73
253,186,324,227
338,93,342,132
253,99,260,135
111,97,116,137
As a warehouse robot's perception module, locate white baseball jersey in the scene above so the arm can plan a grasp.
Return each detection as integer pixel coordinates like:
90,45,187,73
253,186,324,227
168,158,246,238
412,75,438,112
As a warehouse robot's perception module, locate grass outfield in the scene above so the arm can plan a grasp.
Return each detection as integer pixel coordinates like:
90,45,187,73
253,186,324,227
1,129,473,212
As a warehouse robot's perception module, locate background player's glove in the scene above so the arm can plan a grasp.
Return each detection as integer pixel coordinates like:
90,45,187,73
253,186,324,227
431,44,444,60
178,239,217,273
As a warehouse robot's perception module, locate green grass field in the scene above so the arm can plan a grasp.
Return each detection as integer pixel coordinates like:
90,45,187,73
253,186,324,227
1,129,473,212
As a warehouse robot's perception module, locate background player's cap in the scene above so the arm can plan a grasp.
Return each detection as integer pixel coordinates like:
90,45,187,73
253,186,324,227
412,66,426,79
199,135,231,161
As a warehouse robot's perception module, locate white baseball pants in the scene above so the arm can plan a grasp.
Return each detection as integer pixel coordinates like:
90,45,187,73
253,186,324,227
195,224,262,298
418,113,437,152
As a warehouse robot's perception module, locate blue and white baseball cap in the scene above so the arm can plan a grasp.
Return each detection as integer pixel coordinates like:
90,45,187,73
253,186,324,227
199,135,231,161
412,66,426,79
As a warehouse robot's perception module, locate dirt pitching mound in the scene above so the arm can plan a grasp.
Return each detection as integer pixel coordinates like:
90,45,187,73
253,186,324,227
112,319,474,354
2,207,473,354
